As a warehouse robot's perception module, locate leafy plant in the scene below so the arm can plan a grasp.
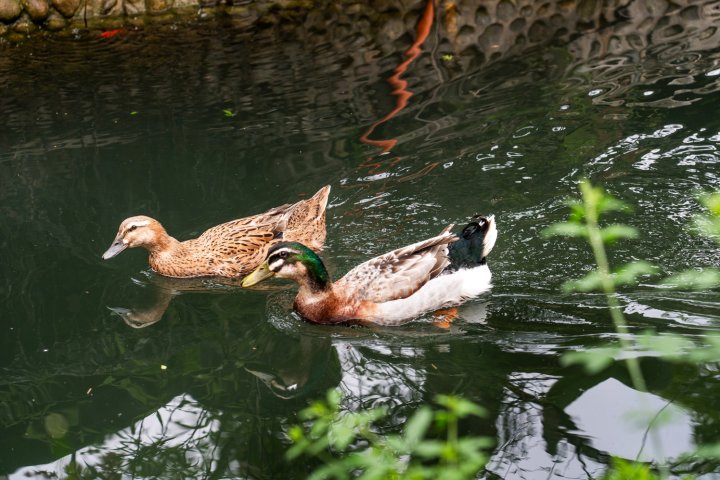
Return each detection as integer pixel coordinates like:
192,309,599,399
543,179,653,390
545,185,720,370
603,458,658,480
662,192,720,290
286,389,492,480
544,181,720,478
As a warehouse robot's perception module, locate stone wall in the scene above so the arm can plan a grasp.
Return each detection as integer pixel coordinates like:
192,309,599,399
2,0,719,93
0,0,631,42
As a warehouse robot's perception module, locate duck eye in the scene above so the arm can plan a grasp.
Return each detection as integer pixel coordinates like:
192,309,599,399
279,251,288,259
128,225,138,232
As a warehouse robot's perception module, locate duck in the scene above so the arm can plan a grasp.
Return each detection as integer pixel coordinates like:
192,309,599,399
102,185,331,278
241,215,497,326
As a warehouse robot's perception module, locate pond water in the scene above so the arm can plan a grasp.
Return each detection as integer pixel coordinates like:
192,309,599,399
2,8,720,480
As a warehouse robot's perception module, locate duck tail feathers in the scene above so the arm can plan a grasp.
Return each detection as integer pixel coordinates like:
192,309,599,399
280,186,331,250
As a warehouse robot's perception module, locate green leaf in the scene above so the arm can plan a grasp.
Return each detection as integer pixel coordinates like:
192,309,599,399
563,262,656,292
634,332,720,364
566,199,586,222
694,442,720,460
612,261,658,286
700,192,720,216
434,394,485,417
307,461,354,480
635,333,694,359
287,425,304,442
326,388,342,407
403,407,432,447
578,179,630,215
456,437,494,457
600,224,638,244
330,415,357,450
437,468,467,480
450,398,487,418
604,458,657,480
332,428,355,451
694,215,720,239
562,271,604,292
306,435,331,456
687,343,720,363
223,109,236,117
597,195,630,214
662,269,720,290
413,440,446,459
286,438,310,460
542,222,588,238
384,435,407,453
561,347,620,373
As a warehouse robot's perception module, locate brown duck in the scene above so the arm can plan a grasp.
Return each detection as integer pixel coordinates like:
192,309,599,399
102,185,331,278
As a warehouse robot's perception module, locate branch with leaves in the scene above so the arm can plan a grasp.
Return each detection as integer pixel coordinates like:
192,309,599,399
286,389,492,480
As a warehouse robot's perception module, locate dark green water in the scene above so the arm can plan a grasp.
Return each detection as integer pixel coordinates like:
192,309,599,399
2,13,720,479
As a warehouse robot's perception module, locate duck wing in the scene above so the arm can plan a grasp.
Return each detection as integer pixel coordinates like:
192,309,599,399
180,221,275,277
197,185,330,249
335,230,456,303
196,221,276,254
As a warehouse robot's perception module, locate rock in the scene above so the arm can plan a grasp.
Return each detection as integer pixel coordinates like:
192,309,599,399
124,0,145,15
23,0,49,21
146,0,170,13
100,0,122,16
0,0,22,22
50,0,80,18
12,13,36,31
45,10,66,29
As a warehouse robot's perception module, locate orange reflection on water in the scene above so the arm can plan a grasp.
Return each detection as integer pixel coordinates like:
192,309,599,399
359,0,435,161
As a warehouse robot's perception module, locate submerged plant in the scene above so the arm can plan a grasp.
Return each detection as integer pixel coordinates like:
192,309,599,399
286,389,492,480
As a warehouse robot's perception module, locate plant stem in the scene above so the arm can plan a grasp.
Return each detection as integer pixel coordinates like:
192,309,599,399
581,182,648,392
447,412,458,467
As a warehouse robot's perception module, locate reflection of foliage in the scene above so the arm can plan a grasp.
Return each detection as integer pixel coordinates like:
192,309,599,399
287,389,492,480
0,301,340,478
545,182,720,478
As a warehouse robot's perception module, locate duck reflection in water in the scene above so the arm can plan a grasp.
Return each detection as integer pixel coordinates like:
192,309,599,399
106,272,279,328
244,327,341,400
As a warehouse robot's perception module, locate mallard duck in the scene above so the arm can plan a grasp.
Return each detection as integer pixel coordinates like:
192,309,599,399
102,185,331,278
242,215,497,326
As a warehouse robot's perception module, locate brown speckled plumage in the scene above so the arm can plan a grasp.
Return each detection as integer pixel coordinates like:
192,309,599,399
102,186,330,278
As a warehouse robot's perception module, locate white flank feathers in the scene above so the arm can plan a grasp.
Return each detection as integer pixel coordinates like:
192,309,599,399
366,264,492,326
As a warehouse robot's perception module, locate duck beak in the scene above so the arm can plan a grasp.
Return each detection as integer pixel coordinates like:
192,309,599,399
242,261,275,287
482,215,497,258
102,236,127,259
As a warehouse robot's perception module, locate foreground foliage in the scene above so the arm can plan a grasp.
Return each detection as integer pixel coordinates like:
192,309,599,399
545,181,720,478
291,183,720,480
286,390,492,480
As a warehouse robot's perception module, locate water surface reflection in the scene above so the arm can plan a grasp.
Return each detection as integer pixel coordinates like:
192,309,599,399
3,4,720,479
